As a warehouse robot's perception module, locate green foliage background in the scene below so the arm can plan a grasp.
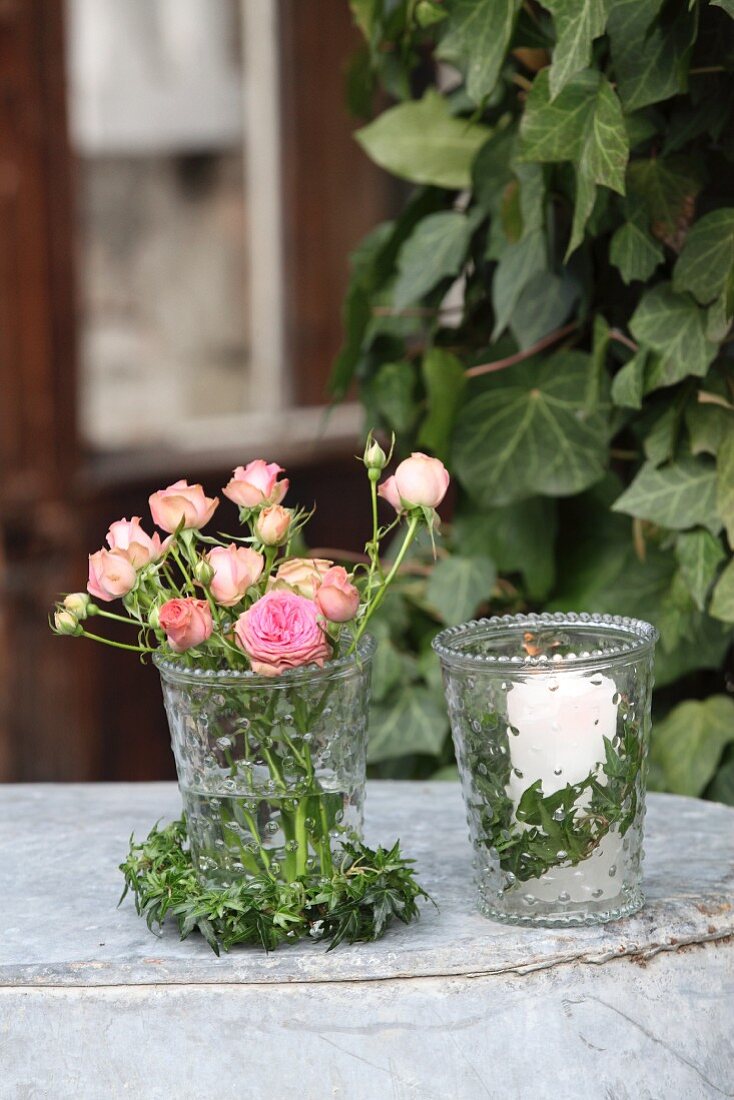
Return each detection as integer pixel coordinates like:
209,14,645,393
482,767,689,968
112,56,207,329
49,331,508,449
336,0,734,802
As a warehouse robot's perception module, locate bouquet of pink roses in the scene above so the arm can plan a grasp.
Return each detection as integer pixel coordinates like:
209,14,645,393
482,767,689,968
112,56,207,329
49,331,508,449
52,437,450,926
53,435,449,675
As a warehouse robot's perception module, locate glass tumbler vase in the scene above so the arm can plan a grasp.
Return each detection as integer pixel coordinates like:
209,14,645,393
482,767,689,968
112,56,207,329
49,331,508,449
155,636,375,888
433,613,657,927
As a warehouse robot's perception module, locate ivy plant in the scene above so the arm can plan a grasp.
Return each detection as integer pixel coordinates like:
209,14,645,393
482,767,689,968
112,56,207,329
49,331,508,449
337,0,734,799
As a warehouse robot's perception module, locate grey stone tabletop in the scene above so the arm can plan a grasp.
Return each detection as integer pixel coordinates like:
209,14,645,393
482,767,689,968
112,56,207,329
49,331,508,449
2,782,734,1100
1,781,733,986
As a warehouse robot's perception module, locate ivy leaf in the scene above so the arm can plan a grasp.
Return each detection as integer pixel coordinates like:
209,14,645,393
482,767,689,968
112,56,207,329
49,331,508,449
609,217,664,284
418,348,467,461
544,0,609,99
675,529,726,611
368,686,448,762
373,361,417,434
710,558,734,622
626,154,704,251
607,1,695,112
425,554,497,625
610,350,648,409
673,208,734,306
650,695,734,796
492,228,547,337
393,211,472,308
453,350,609,506
509,269,580,349
453,497,558,599
716,431,734,546
643,396,685,467
518,69,628,256
355,89,490,190
612,456,721,534
437,0,521,105
629,283,717,392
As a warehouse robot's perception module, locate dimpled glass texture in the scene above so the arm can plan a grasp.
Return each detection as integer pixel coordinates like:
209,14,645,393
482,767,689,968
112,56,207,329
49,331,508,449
155,637,374,888
433,613,657,927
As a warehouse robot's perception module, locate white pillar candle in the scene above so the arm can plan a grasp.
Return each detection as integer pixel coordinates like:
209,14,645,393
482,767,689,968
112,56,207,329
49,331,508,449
505,670,623,904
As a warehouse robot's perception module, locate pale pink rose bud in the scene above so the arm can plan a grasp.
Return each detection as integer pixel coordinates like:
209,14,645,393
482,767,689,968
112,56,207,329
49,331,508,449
255,504,292,546
148,480,219,533
63,592,91,620
272,557,333,599
106,516,166,568
315,566,360,623
394,452,450,509
87,548,138,602
54,609,82,636
234,590,332,675
223,460,289,509
159,598,213,653
377,474,404,513
206,545,264,607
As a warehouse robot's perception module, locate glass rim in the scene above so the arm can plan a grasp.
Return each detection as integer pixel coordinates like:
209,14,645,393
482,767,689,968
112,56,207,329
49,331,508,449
431,612,658,673
153,633,376,686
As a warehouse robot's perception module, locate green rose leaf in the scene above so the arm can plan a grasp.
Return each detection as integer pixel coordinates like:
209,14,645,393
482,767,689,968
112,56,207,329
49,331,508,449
544,0,609,100
417,348,467,462
675,529,726,611
711,0,734,16
717,430,734,546
673,208,734,306
425,554,497,626
629,283,717,391
393,211,472,308
650,695,734,796
436,0,521,105
612,456,721,534
355,89,490,190
454,350,609,506
368,686,448,762
607,1,695,112
710,558,734,622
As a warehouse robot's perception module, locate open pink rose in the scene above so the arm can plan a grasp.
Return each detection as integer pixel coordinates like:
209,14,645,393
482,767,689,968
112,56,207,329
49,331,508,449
272,557,333,599
106,516,167,569
379,453,450,511
234,590,332,675
223,461,289,509
159,598,213,652
255,504,291,546
206,544,264,607
315,566,360,623
87,548,137,602
149,480,219,533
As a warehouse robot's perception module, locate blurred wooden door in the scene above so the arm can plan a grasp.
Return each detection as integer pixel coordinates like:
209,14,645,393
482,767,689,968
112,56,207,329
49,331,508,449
0,0,391,780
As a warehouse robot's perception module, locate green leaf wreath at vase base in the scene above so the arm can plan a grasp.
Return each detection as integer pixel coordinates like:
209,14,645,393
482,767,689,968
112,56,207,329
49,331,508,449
119,817,430,955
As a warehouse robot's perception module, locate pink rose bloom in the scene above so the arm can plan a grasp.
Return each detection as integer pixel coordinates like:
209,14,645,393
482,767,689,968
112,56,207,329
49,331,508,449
272,557,333,599
380,453,450,511
315,566,360,623
159,598,213,653
149,480,219,533
255,504,292,546
223,461,289,509
206,544,264,607
234,590,332,675
87,548,137,602
106,516,167,569
377,475,404,513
